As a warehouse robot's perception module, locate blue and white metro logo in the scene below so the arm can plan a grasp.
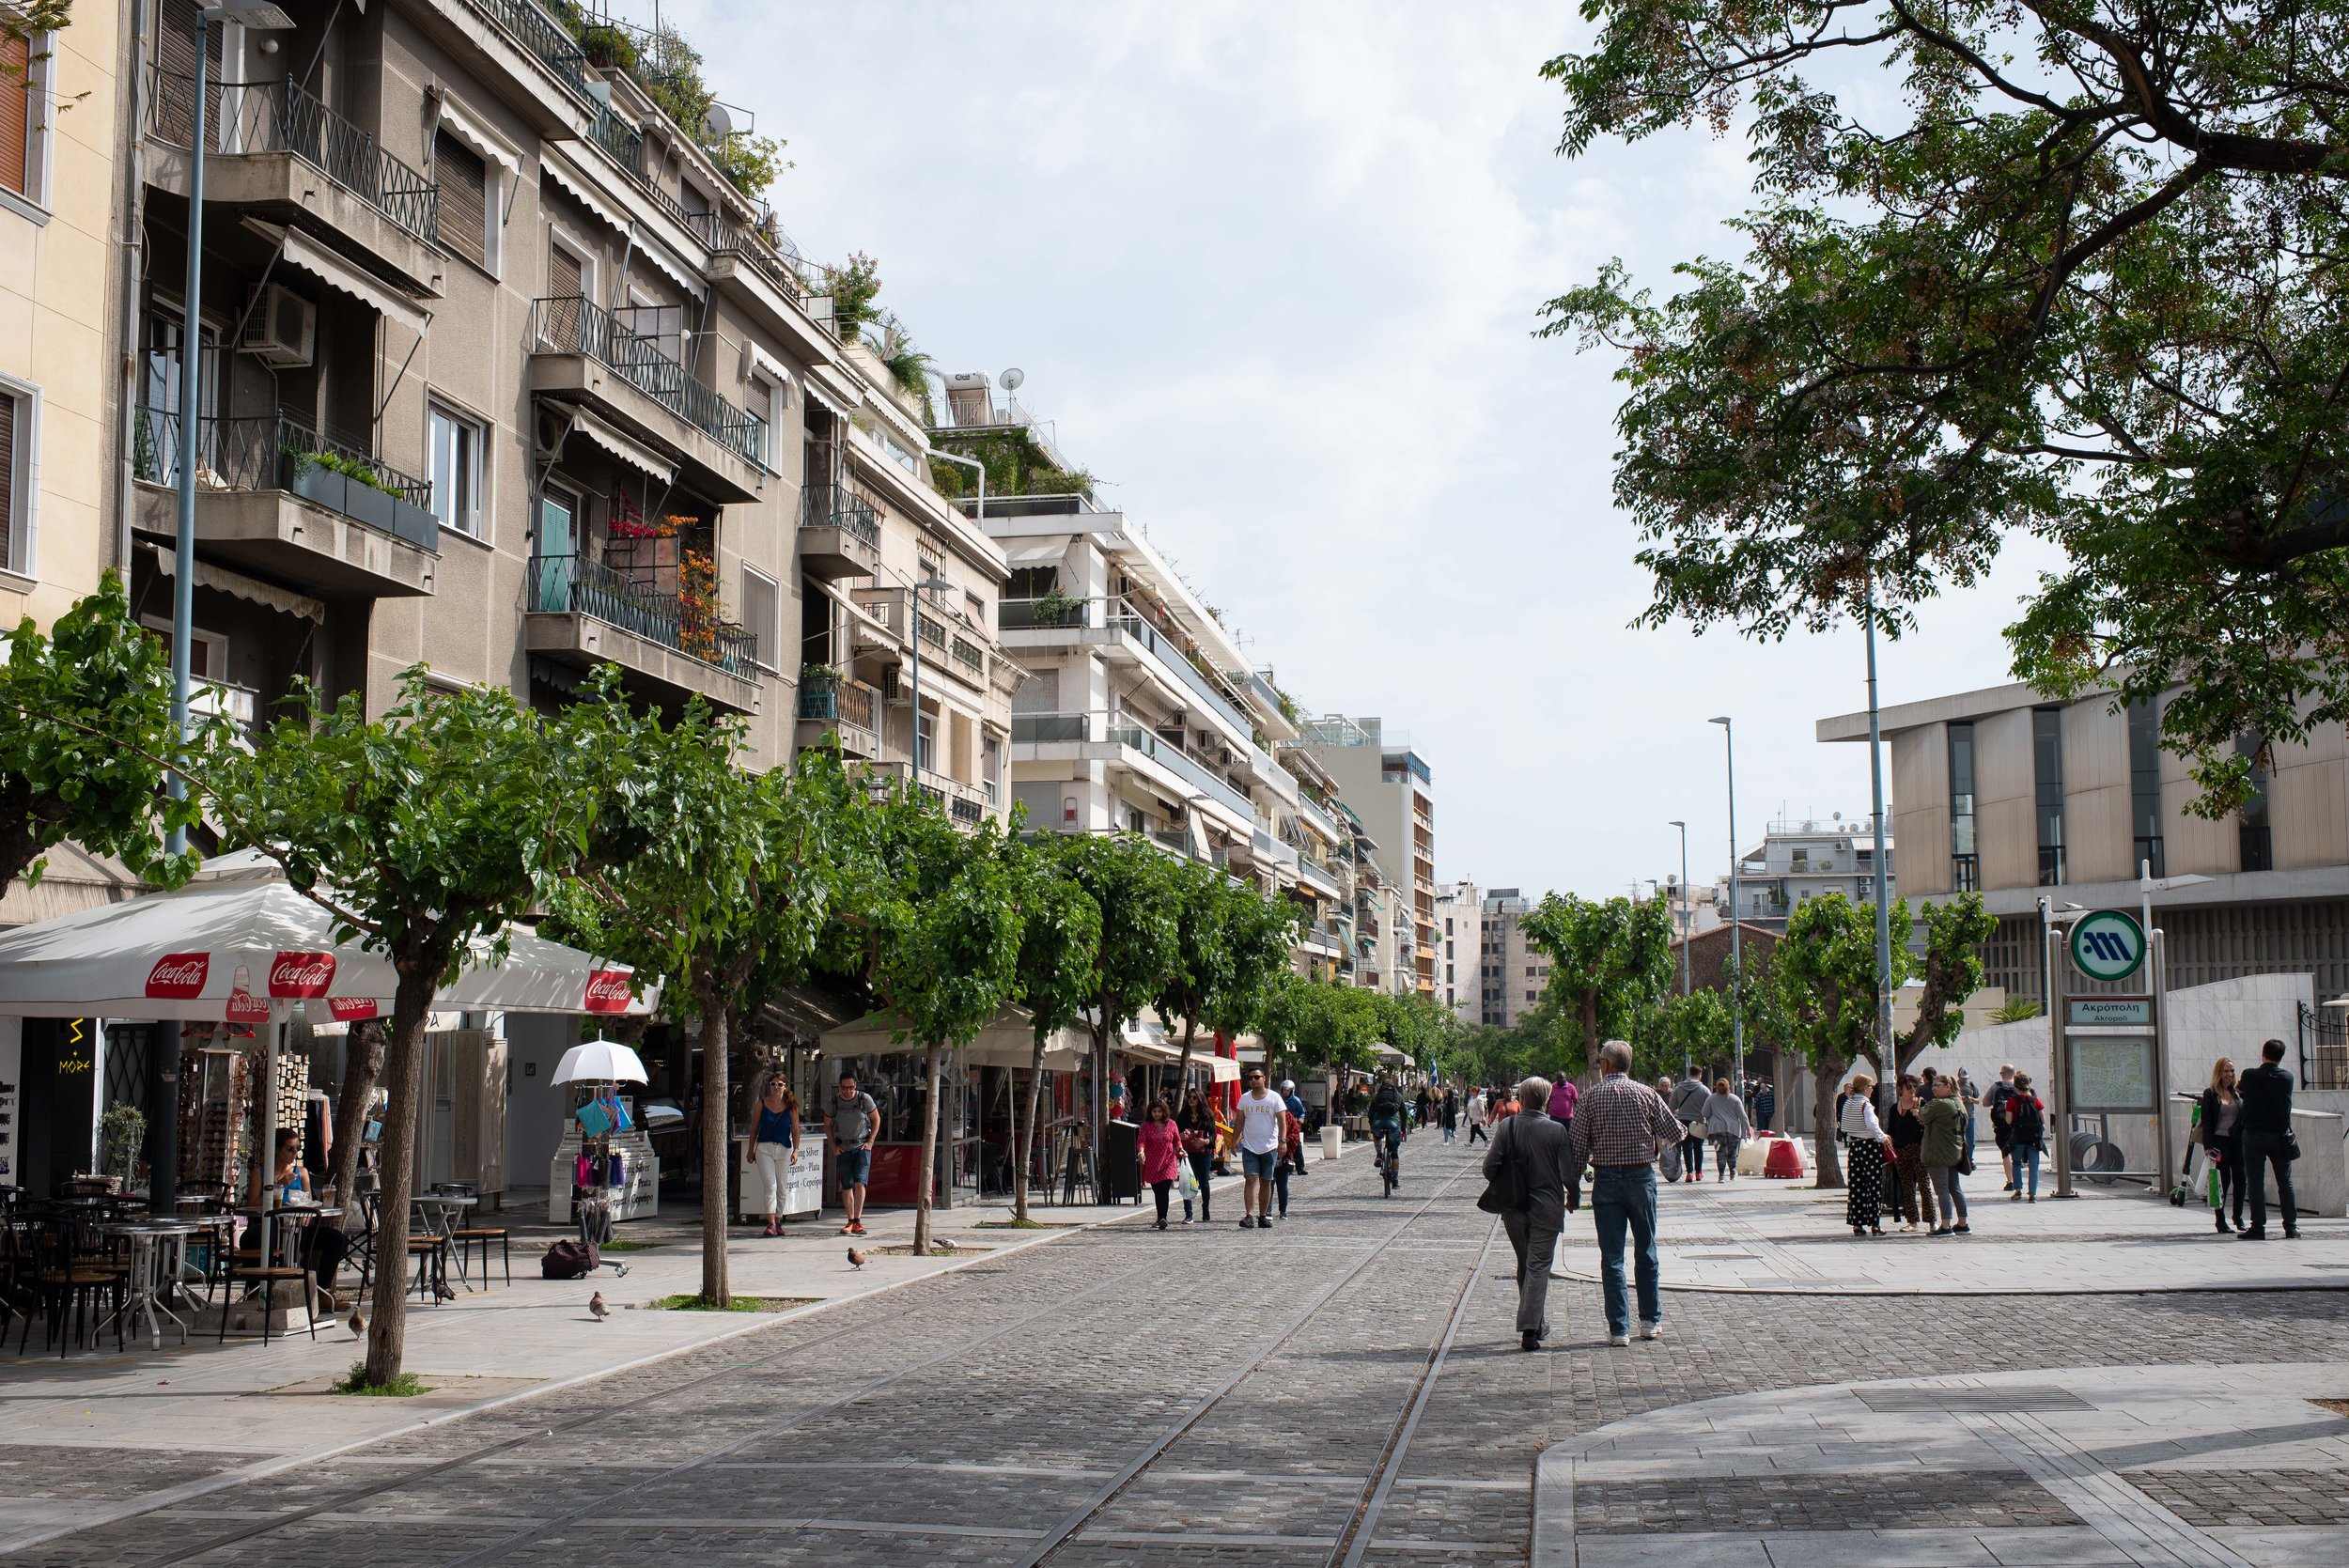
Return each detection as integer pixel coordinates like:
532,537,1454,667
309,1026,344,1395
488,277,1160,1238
2070,909,2147,982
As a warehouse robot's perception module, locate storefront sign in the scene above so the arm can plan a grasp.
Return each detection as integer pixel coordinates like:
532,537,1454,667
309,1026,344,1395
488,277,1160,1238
268,951,336,997
2066,996,2153,1029
584,969,633,1014
146,952,210,999
2069,909,2147,982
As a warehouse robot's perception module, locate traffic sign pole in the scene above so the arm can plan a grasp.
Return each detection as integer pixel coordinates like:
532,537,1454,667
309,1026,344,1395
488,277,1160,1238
2050,921,2073,1199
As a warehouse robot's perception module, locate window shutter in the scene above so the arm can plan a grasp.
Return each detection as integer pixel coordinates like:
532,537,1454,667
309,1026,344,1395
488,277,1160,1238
0,34,29,195
549,243,581,300
0,392,17,572
436,133,488,267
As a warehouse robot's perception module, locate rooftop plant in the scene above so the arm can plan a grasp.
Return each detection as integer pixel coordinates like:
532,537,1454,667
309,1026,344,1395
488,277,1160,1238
928,428,1095,502
550,4,787,201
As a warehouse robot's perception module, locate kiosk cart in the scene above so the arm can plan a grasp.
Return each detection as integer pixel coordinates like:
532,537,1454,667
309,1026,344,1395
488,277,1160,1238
548,1039,659,1226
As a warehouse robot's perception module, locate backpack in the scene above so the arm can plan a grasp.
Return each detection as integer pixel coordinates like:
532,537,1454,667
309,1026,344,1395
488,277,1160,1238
2009,1095,2046,1148
541,1238,599,1280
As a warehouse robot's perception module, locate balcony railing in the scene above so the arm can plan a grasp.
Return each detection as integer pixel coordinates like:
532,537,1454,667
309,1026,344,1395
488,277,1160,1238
528,552,756,675
1009,710,1254,820
999,596,1252,737
799,483,880,547
528,295,766,465
132,406,439,549
459,0,594,102
797,671,879,734
863,760,988,825
145,69,441,244
681,208,814,304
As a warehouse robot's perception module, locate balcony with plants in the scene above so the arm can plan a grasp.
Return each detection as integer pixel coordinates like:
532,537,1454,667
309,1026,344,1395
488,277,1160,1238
524,504,757,709
131,406,438,598
794,662,880,753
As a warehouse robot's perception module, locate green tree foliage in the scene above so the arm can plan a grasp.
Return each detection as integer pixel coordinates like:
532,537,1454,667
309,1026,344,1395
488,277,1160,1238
0,573,209,891
214,672,605,1384
1764,893,1883,1189
1005,833,1102,1222
1541,2,2349,813
828,253,882,344
1518,893,1676,1077
551,706,863,1306
1648,985,1736,1086
1054,834,1179,1165
1153,862,1298,1081
927,428,1097,500
1991,994,2044,1024
1899,894,1997,1070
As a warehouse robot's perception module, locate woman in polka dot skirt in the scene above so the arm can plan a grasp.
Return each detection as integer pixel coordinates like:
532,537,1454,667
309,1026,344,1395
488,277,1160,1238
1839,1074,1892,1237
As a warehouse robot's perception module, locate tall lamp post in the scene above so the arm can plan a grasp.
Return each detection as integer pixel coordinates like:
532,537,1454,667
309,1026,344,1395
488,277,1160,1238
1708,717,1742,1090
156,2,295,1223
1670,818,1690,1077
1863,586,1894,1081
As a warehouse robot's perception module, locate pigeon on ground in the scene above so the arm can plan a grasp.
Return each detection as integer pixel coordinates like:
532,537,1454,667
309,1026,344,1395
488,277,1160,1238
347,1308,365,1340
588,1290,610,1321
936,1237,957,1251
847,1247,866,1270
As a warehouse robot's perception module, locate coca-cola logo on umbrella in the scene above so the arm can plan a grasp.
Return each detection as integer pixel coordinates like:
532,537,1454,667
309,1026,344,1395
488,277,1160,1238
268,951,337,998
226,989,270,1024
146,953,210,999
326,997,381,1022
584,969,634,1014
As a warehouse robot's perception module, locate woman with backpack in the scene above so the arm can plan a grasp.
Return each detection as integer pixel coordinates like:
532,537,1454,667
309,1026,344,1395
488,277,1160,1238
2007,1072,2048,1202
1175,1088,1218,1223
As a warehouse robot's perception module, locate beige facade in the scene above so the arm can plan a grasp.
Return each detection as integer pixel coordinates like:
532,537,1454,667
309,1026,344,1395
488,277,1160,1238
1434,877,1480,1017
1,6,124,626
111,0,1009,814
1299,715,1437,997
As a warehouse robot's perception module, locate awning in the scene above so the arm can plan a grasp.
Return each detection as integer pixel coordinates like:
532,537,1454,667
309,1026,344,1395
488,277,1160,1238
146,541,327,624
1003,542,1070,567
0,845,147,929
537,149,703,302
803,368,859,418
540,148,628,238
817,1005,1089,1070
1206,1055,1240,1083
560,406,675,486
242,218,429,337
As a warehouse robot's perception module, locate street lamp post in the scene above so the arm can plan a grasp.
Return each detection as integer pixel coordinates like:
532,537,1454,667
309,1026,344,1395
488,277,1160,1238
1863,585,1894,1081
1670,818,1690,1077
1708,717,1742,1090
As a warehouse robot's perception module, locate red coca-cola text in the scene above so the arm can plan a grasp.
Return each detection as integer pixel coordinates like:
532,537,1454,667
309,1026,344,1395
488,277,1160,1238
146,953,210,998
267,951,337,997
583,969,633,1013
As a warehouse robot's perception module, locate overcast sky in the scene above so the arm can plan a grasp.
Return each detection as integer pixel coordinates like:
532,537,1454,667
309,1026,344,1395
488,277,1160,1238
667,0,2062,900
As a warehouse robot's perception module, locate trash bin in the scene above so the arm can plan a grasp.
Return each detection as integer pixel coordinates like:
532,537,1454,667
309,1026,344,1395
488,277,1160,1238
1100,1118,1142,1203
1319,1126,1342,1162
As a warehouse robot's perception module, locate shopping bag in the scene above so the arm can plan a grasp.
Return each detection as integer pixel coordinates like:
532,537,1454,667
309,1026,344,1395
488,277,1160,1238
1658,1141,1682,1184
1175,1157,1199,1201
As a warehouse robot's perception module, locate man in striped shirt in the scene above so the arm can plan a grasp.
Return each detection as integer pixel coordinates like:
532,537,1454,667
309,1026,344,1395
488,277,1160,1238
1565,1040,1684,1346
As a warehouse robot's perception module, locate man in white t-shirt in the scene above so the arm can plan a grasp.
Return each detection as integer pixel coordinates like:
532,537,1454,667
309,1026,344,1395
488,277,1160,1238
1235,1068,1286,1229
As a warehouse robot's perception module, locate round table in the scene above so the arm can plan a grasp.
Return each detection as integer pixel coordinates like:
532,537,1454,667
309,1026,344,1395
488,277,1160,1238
411,1195,476,1292
97,1219,199,1350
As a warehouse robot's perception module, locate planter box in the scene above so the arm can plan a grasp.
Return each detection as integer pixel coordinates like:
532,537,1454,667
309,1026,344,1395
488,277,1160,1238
340,474,399,535
283,457,349,516
387,496,440,551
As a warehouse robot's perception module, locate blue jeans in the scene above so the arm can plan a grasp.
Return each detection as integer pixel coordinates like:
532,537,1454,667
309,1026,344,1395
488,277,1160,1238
1591,1165,1661,1335
2016,1144,2041,1197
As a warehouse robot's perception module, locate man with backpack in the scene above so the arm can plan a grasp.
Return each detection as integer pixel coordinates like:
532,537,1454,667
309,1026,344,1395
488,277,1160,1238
1983,1063,2019,1190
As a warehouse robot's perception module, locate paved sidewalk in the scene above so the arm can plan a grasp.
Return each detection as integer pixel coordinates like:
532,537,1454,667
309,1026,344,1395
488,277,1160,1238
0,1152,1314,1555
1550,1166,2349,1294
1537,1363,2349,1568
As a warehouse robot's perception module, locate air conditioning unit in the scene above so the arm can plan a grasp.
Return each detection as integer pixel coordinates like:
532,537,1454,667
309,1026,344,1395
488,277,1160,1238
880,665,909,705
239,284,316,367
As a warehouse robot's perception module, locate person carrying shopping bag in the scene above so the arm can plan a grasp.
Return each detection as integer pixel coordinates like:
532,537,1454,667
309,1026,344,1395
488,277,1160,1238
1703,1077,1750,1182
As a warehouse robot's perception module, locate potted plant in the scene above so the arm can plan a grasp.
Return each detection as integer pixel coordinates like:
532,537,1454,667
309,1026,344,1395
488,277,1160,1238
99,1103,147,1189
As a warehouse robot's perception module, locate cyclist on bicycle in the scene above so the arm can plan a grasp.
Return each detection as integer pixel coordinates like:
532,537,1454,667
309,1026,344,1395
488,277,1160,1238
1369,1076,1407,1183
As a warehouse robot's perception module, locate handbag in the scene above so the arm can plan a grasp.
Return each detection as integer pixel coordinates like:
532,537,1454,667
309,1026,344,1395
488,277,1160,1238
1475,1121,1529,1215
1180,1126,1210,1157
2283,1130,2302,1163
1658,1141,1682,1184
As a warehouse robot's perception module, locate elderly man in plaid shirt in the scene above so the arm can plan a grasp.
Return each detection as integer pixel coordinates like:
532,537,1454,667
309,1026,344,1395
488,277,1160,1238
1566,1039,1685,1346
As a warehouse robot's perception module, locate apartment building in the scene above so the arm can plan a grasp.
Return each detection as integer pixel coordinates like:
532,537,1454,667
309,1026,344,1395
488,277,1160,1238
939,383,1357,972
120,0,1011,809
1433,877,1481,1018
1706,816,1896,932
2,6,124,628
1821,675,2349,1000
1299,715,1437,996
1474,887,1550,1027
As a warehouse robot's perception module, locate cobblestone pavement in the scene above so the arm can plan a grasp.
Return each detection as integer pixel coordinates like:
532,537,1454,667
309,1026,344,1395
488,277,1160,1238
8,1138,2349,1566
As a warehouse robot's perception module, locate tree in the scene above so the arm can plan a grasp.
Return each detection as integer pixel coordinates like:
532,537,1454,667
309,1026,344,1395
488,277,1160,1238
1056,835,1179,1167
1156,866,1298,1082
1649,986,1736,1087
1765,893,1884,1189
1005,833,1101,1223
552,707,863,1307
1518,893,1676,1078
0,572,208,892
1543,3,2349,813
1897,894,1998,1072
214,671,603,1384
841,790,1025,1256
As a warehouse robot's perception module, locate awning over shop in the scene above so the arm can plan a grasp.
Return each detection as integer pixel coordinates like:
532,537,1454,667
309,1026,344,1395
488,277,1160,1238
817,1005,1089,1070
242,218,429,337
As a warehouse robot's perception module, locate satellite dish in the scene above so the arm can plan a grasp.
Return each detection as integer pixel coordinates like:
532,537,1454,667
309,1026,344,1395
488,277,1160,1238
999,367,1025,392
702,102,735,139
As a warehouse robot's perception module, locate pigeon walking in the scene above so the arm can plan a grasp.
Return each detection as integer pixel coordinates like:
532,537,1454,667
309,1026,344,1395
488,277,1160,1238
847,1247,866,1270
587,1290,610,1321
347,1308,366,1340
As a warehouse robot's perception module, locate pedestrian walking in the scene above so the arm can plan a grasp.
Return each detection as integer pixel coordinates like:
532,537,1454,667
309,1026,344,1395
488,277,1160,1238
1839,1073,1891,1237
1485,1075,1576,1352
2237,1038,2300,1240
752,1075,801,1237
1138,1098,1184,1229
1956,1068,1981,1166
1552,1075,1579,1140
1275,1097,1303,1219
1703,1076,1750,1181
1175,1087,1217,1222
2006,1072,2047,1202
1983,1063,2019,1190
1235,1068,1286,1229
2197,1057,2246,1234
1668,1073,1710,1184
1919,1073,1969,1234
1467,1085,1490,1144
829,1071,879,1237
1888,1077,1933,1232
1440,1086,1460,1143
1415,1087,1433,1129
1565,1041,1686,1347
1754,1077,1776,1132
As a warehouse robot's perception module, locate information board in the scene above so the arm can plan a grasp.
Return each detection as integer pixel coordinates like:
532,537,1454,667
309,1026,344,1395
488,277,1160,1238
2066,1033,2157,1114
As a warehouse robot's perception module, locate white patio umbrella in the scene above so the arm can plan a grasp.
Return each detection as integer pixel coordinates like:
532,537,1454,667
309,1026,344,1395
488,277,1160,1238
552,1038,650,1085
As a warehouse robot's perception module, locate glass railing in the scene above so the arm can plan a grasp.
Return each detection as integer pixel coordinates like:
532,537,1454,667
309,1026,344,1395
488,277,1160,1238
1010,712,1254,819
997,597,1251,736
528,296,765,465
527,552,756,675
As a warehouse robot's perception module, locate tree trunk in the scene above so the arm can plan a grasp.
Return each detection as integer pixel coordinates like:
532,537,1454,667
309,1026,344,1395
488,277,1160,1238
328,1019,386,1235
696,990,730,1308
1174,1014,1198,1088
912,1040,942,1254
1015,1039,1047,1222
1582,991,1601,1077
364,964,437,1386
1811,1058,1846,1189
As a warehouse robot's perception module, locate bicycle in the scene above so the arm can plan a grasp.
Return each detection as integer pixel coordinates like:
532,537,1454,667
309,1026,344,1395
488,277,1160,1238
1373,1119,1402,1196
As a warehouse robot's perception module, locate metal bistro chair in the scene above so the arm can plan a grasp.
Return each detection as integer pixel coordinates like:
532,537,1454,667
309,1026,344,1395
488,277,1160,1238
23,1220,129,1357
1057,1140,1097,1207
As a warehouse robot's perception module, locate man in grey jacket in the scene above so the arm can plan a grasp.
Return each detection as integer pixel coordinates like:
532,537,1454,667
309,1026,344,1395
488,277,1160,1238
1485,1075,1576,1352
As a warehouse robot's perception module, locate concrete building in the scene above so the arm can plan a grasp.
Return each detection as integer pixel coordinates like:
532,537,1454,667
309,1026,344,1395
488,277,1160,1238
1822,674,2349,1006
2,3,125,627
1707,815,1897,932
1478,887,1549,1028
1434,877,1481,1017
1299,715,1436,997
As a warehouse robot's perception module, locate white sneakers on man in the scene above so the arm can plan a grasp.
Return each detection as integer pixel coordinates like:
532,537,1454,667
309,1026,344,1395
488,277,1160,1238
1639,1321,1663,1342
1608,1332,1631,1347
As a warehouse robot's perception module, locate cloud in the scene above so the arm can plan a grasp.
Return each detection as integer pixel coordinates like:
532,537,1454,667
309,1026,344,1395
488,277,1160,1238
673,0,2051,897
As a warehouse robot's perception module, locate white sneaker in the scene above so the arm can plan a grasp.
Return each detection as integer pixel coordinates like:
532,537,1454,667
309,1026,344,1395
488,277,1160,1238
1639,1321,1662,1342
1608,1332,1631,1347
